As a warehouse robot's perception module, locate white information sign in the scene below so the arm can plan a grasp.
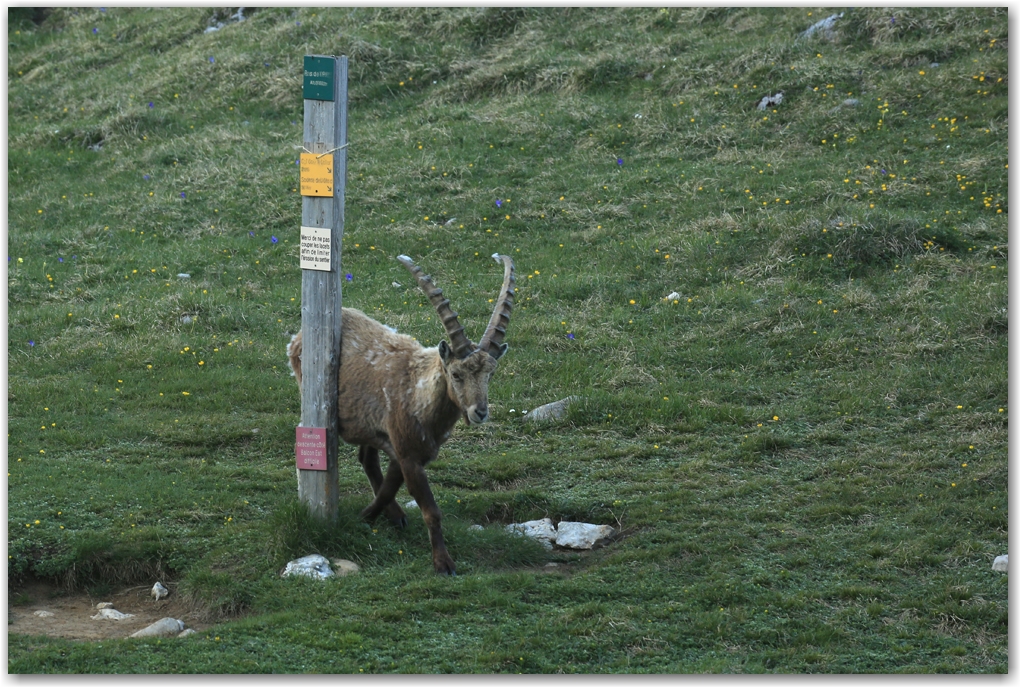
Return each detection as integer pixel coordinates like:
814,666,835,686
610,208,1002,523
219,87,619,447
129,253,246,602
300,226,332,271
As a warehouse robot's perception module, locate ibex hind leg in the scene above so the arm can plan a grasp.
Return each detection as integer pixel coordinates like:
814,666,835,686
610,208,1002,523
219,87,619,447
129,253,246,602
358,446,407,528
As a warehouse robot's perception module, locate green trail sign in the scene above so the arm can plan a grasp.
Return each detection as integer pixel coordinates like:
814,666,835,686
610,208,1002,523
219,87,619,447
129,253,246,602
303,55,335,101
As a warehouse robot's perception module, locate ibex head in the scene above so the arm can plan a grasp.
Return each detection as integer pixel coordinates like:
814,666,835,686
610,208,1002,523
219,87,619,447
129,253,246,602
398,254,515,425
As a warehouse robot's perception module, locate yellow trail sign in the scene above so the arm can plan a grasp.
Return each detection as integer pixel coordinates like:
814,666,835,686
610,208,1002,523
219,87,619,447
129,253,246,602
300,153,334,196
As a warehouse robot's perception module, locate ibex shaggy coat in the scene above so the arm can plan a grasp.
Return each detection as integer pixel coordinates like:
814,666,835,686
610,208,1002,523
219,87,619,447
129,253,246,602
288,254,515,575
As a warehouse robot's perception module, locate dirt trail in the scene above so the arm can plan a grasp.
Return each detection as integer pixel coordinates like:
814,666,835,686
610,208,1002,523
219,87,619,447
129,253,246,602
9,580,212,641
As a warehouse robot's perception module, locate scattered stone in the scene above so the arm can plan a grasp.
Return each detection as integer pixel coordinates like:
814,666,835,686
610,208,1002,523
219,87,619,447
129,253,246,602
664,291,683,302
130,618,185,639
544,562,559,568
755,92,783,110
468,524,484,531
178,628,197,638
181,315,193,325
33,610,55,618
282,554,334,580
993,554,1008,572
405,499,419,509
177,273,190,280
444,218,458,226
506,518,556,549
91,608,135,621
527,397,578,422
554,521,616,550
151,581,169,601
330,558,361,576
205,6,245,32
799,12,843,41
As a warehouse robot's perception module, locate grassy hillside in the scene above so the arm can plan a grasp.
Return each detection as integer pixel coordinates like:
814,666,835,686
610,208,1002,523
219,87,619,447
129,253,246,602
7,7,1007,673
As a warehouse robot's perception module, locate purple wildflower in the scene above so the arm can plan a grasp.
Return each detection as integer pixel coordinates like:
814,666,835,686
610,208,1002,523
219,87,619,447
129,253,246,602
271,236,278,244
209,56,215,63
148,102,154,108
345,273,353,281
180,192,186,198
617,158,623,166
249,231,255,237
58,257,64,263
92,28,98,34
28,340,34,347
567,333,575,340
495,199,502,208
143,174,150,180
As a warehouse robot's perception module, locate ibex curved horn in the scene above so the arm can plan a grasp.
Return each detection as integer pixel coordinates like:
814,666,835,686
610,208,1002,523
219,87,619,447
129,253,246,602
479,253,515,356
397,255,474,359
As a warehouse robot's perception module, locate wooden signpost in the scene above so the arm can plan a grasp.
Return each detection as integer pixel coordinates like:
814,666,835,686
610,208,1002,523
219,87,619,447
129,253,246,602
297,55,347,522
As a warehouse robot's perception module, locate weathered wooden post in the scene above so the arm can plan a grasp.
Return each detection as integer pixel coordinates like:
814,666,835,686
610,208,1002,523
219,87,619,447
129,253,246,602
295,55,348,521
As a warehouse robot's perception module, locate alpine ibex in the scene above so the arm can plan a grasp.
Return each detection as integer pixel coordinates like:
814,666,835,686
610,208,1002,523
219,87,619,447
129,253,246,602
287,254,515,575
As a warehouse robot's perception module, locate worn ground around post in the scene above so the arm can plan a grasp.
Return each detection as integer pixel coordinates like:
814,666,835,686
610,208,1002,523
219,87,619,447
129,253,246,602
9,580,211,641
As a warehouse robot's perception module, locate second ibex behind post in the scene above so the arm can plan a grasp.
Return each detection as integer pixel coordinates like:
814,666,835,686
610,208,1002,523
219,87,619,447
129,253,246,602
288,253,515,575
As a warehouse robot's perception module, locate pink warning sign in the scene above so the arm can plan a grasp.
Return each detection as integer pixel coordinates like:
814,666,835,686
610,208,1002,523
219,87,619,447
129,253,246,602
296,427,327,470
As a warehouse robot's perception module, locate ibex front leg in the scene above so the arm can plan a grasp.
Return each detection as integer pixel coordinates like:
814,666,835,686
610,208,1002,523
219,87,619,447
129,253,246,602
400,458,456,576
359,447,408,528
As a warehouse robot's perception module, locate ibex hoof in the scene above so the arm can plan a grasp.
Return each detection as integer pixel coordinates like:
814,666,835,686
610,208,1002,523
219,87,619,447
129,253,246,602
434,558,457,576
391,515,408,529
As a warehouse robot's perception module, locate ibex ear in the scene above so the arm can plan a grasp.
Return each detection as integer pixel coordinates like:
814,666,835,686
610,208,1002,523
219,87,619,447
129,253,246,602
489,342,509,360
438,340,453,364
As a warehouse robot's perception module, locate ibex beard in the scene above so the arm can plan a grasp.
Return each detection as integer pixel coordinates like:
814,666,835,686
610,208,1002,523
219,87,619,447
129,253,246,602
288,253,515,575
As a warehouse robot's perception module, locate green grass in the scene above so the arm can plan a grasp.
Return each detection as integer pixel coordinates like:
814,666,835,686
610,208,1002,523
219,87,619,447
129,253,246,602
7,7,1007,673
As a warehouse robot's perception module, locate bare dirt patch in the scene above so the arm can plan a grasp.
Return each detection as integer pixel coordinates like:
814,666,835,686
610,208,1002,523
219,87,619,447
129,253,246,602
9,580,212,641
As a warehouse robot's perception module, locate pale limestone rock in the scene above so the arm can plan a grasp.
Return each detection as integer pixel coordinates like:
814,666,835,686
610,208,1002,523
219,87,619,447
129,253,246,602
993,554,1008,572
330,558,360,576
468,524,484,531
506,518,556,549
178,628,197,638
527,397,578,422
554,521,615,550
130,618,185,638
282,554,334,580
33,610,55,618
91,608,135,621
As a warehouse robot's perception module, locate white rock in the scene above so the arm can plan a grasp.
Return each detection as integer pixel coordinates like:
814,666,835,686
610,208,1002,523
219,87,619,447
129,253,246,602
33,610,55,618
151,582,169,601
130,618,185,638
281,554,334,580
468,524,484,531
178,628,197,638
91,608,135,621
554,521,615,550
329,558,361,576
664,291,682,301
755,92,783,110
506,518,557,549
405,499,419,509
527,397,578,422
799,12,843,40
177,273,190,279
993,554,1008,572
